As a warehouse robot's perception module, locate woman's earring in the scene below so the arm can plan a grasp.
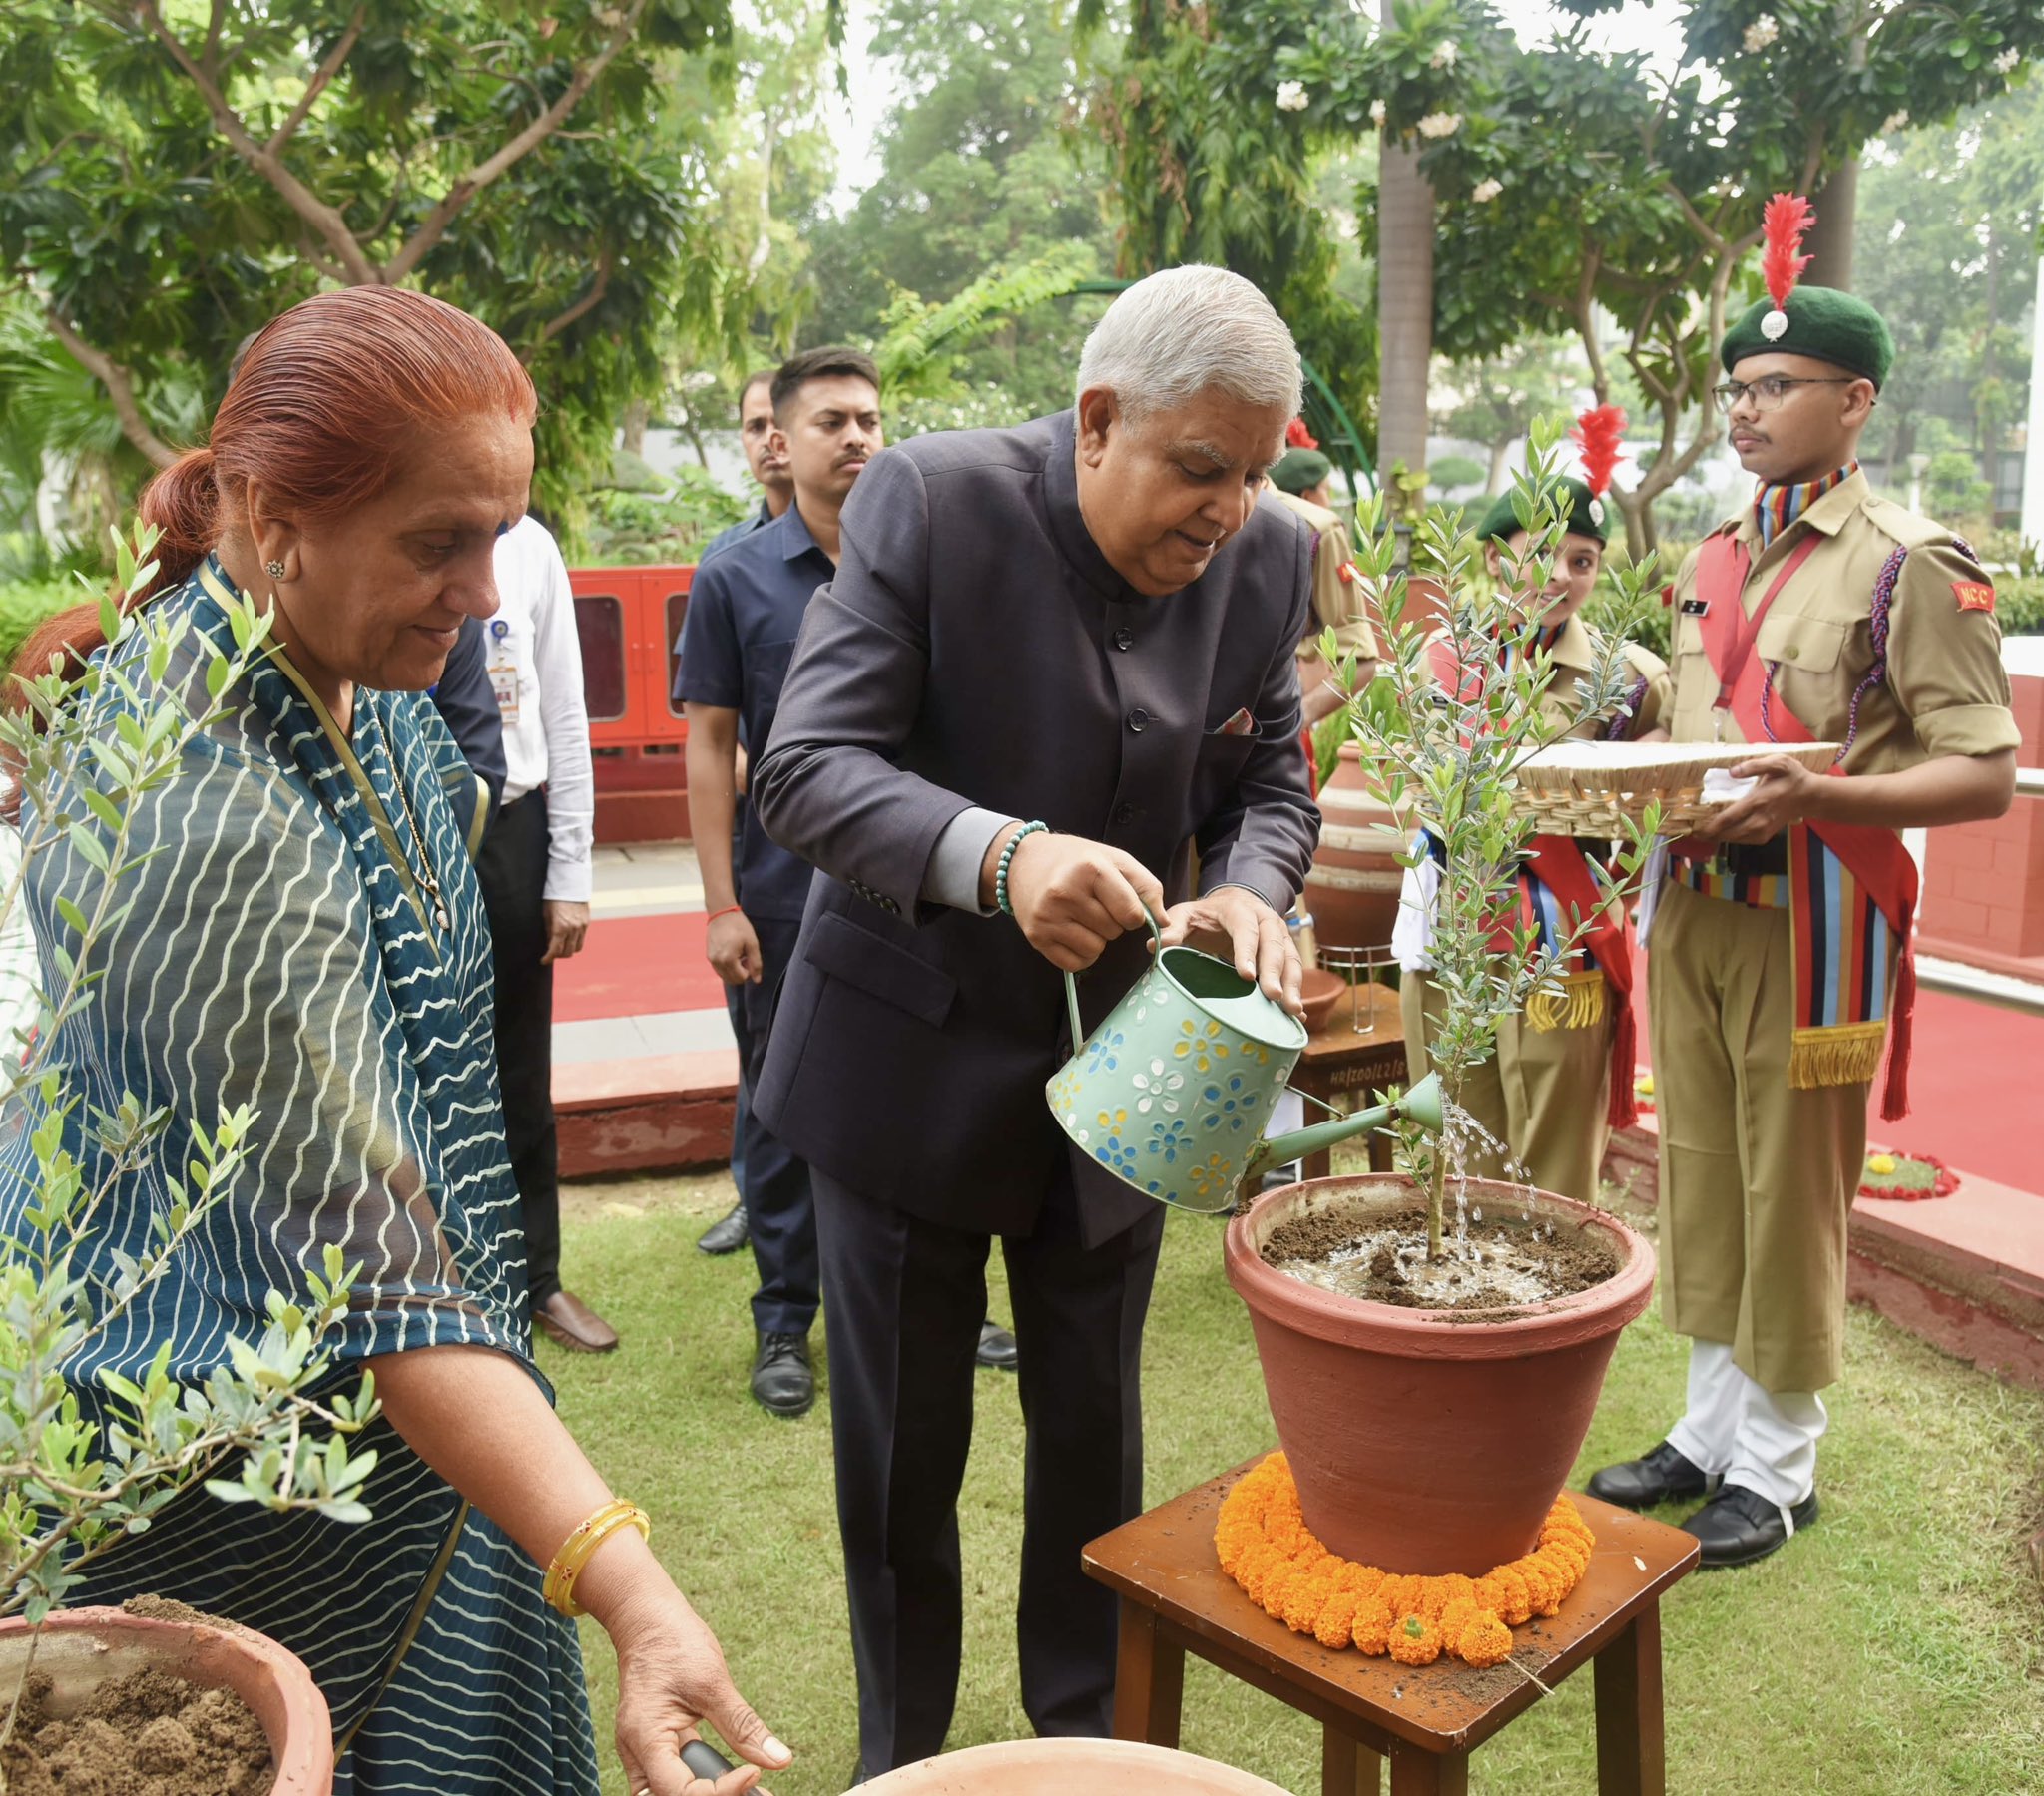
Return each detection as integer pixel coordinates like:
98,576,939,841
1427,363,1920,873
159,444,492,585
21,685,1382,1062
264,560,286,580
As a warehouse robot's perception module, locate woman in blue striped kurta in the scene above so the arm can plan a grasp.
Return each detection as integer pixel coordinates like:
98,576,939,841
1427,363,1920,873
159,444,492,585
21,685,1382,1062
0,288,787,1796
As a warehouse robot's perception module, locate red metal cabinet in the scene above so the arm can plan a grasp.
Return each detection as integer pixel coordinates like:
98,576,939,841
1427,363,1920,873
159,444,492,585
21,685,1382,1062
569,563,696,842
569,564,693,748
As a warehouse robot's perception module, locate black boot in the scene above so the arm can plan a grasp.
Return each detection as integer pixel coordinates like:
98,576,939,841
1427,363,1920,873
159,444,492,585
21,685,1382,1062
698,1200,749,1255
1681,1484,1818,1569
750,1330,814,1418
1586,1440,1720,1510
975,1319,1019,1371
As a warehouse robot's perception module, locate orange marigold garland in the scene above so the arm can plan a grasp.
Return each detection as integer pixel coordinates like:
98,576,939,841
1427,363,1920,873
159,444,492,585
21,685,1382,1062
1215,1453,1593,1670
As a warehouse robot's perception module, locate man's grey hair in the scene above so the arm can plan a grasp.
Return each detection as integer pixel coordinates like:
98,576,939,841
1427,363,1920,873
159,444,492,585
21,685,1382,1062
1075,265,1302,425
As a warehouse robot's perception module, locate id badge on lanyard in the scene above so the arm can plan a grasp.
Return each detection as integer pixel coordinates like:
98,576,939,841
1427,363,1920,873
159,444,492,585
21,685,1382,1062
487,617,521,726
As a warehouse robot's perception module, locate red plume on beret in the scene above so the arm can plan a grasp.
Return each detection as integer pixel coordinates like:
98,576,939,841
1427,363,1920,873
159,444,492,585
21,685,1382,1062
1570,404,1627,499
1762,193,1815,314
1285,417,1318,450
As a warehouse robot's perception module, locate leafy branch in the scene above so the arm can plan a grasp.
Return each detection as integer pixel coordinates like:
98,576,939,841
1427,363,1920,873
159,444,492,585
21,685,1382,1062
1338,422,1663,1258
0,526,379,1758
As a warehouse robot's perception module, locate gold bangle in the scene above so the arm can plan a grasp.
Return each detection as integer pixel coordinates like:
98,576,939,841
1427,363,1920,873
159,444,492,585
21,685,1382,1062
543,1499,651,1617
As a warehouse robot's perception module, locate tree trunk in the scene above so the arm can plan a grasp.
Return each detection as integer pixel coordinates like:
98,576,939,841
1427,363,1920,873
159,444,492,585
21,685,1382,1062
1484,436,1511,495
1374,0,1433,511
620,397,649,459
1804,156,1858,291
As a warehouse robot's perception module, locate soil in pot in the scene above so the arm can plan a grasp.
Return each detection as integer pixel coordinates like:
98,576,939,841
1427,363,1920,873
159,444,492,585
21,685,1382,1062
2,1603,274,1796
1262,1196,1619,1313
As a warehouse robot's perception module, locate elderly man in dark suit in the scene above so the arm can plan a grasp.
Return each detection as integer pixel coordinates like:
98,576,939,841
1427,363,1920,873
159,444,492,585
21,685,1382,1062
751,264,1320,1779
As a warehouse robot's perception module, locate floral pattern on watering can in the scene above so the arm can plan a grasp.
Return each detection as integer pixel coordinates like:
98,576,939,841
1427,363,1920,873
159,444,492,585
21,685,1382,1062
1049,968,1286,1203
1047,932,1305,1211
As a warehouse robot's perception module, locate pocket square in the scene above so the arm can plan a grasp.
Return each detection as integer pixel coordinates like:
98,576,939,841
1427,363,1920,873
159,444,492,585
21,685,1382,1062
1214,706,1259,737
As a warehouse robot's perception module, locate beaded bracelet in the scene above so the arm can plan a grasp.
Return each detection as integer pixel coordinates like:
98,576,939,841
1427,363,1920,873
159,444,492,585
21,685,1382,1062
995,820,1049,917
543,1499,652,1617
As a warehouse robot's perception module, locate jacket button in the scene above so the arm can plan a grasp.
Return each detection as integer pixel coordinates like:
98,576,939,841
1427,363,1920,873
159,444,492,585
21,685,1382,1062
1785,643,1800,660
1113,627,1135,652
1113,802,1139,825
1127,707,1149,732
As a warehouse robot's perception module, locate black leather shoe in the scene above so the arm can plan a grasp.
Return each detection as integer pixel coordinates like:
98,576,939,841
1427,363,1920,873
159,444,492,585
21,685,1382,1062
751,1330,813,1418
1586,1440,1721,1511
975,1319,1019,1372
698,1201,749,1255
1681,1483,1818,1569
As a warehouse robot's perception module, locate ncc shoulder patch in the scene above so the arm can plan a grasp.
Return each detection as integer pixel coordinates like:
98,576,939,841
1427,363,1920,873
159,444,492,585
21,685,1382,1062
1953,580,1996,614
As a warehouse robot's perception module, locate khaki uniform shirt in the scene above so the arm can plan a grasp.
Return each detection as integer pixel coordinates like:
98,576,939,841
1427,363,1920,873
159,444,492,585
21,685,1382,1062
1666,470,2019,770
1537,614,1671,743
1267,488,1379,662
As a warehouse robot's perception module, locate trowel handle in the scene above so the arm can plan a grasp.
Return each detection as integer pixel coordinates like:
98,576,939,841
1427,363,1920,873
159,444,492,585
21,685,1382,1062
1062,902,1164,1049
681,1739,736,1779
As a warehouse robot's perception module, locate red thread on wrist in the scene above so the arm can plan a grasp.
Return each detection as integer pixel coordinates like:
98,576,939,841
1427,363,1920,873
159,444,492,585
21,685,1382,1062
707,905,744,923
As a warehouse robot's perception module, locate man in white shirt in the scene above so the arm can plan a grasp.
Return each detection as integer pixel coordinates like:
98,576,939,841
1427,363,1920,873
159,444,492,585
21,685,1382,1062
480,515,612,1351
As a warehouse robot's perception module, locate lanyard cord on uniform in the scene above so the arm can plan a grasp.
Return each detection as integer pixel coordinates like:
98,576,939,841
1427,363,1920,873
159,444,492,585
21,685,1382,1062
1758,533,1976,767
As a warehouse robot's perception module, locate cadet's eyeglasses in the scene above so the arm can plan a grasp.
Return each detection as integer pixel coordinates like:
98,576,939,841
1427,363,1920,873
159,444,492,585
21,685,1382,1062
1711,375,1857,414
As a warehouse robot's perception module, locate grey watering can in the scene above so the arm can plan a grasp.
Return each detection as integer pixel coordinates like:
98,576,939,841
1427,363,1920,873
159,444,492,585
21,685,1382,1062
1045,910,1445,1214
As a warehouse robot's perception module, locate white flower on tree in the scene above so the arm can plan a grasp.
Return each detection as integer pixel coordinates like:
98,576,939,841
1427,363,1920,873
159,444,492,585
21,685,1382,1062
1276,79,1309,112
1879,109,1910,135
1742,14,1779,52
1369,98,1388,126
1992,47,2020,75
1472,178,1503,203
1417,111,1462,139
1430,41,1459,70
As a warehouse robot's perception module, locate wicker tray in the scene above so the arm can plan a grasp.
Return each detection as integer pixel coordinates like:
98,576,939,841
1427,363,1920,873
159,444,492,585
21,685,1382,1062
1511,739,1841,837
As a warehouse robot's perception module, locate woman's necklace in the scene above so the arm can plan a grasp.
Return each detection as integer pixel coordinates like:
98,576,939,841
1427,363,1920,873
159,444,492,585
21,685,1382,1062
368,705,451,933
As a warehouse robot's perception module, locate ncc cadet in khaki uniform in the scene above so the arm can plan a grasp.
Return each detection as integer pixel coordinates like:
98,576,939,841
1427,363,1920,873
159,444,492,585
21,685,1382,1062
1589,198,2020,1567
1267,444,1378,729
1396,437,1670,1209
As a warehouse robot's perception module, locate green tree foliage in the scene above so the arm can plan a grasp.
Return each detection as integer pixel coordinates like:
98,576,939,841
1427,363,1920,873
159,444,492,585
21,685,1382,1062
0,0,768,522
794,0,1115,424
1085,0,1376,440
1439,336,1583,493
1099,0,2041,549
1853,80,2044,488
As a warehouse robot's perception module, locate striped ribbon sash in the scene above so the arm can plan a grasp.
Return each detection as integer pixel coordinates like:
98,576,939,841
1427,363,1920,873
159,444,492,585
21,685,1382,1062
1690,536,1918,1118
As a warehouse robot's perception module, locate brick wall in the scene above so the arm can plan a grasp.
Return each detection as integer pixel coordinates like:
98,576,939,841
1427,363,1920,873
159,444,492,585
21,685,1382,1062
1917,672,2044,976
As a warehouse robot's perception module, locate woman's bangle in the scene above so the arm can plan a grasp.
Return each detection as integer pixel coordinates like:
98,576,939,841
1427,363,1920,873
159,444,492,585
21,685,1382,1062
543,1498,652,1617
995,820,1049,917
706,904,744,924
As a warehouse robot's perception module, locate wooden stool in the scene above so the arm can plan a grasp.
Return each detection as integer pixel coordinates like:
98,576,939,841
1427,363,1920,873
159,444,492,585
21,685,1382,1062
1084,1460,1700,1796
1290,983,1410,1181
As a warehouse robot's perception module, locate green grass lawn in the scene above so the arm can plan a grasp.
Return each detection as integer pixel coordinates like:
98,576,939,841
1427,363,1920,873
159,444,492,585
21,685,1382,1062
542,1167,2044,1795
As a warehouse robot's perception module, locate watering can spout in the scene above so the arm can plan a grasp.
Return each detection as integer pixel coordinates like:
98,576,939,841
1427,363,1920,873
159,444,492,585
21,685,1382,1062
1244,1072,1446,1187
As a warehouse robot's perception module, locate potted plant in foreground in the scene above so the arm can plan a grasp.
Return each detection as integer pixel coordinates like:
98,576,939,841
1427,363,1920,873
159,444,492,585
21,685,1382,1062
0,528,376,1796
1225,427,1667,1584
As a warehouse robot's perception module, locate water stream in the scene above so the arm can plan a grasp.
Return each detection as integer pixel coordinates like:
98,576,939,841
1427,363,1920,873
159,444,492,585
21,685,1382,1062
1269,1096,1565,1305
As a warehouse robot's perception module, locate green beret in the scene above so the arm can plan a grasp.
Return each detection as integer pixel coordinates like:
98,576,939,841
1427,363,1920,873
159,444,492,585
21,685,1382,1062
1272,447,1332,494
1476,476,1610,546
1719,285,1894,389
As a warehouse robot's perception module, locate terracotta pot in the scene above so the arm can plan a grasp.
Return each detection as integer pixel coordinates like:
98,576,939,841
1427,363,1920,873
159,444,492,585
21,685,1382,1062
858,1737,1289,1793
1304,743,1405,951
1297,967,1346,1034
1225,1173,1656,1575
0,1605,333,1794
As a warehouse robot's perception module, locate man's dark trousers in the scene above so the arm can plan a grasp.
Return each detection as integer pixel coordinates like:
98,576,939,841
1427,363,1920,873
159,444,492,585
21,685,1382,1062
812,1161,1165,1772
740,918,816,1336
477,789,562,1310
